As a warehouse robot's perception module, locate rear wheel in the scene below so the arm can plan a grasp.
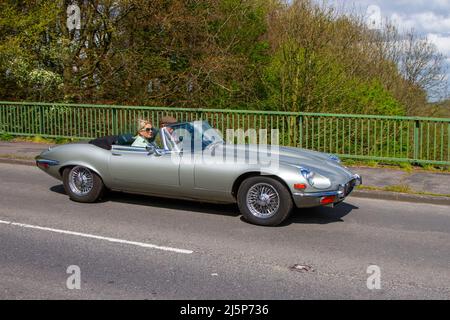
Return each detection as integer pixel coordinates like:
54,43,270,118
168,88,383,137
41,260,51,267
63,166,104,203
237,176,293,226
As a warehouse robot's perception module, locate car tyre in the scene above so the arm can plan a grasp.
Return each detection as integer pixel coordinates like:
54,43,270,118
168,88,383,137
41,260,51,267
63,166,104,203
237,176,293,226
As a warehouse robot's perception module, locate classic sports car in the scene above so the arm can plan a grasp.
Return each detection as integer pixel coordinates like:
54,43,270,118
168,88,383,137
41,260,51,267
36,120,361,226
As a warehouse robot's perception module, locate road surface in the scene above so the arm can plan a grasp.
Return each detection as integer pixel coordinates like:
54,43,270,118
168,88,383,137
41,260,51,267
0,163,449,299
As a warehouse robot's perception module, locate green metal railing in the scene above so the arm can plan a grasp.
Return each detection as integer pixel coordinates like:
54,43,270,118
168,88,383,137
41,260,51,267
1,101,449,165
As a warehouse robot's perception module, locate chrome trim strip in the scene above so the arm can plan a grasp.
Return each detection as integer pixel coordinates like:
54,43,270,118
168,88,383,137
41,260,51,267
111,146,169,154
294,191,341,197
111,146,148,152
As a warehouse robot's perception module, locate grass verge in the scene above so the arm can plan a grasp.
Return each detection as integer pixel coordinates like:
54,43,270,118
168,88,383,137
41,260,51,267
358,185,450,198
0,134,81,144
342,158,450,173
0,153,35,160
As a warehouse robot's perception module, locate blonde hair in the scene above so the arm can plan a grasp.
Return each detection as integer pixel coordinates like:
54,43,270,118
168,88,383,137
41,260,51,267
136,119,152,135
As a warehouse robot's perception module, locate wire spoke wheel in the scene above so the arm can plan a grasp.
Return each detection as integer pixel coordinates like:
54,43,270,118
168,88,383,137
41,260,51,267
68,166,94,196
246,183,280,219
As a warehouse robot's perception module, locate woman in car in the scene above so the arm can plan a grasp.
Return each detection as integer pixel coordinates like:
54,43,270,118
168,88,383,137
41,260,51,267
131,120,154,147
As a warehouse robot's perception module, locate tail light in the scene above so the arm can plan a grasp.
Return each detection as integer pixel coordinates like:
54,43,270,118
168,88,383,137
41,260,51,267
36,162,49,169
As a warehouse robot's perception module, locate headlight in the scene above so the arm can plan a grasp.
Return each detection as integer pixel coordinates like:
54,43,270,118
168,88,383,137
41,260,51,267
300,167,314,181
300,167,331,189
328,154,341,163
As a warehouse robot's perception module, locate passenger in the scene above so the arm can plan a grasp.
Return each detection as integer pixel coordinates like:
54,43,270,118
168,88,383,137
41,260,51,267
131,120,154,147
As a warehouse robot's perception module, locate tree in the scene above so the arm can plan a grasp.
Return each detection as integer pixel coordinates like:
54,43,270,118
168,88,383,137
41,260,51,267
0,0,446,117
0,0,62,101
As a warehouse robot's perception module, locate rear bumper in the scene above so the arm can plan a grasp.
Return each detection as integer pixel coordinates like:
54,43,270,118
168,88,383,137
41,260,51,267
293,174,362,208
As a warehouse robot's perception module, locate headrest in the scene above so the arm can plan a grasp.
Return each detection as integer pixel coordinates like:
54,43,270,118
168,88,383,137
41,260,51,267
117,133,135,145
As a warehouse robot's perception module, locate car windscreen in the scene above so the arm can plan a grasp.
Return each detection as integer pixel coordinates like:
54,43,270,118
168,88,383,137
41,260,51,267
168,121,223,152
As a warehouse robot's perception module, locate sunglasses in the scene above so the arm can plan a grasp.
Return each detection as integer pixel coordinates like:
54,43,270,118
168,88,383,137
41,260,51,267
142,127,153,132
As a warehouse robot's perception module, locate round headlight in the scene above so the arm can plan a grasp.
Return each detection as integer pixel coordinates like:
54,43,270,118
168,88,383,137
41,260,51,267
312,175,332,189
299,167,331,189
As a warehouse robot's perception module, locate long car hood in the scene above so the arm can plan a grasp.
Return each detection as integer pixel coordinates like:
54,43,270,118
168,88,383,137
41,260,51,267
216,144,355,182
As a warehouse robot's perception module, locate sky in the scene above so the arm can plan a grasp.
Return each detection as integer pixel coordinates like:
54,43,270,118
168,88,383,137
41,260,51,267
315,0,450,100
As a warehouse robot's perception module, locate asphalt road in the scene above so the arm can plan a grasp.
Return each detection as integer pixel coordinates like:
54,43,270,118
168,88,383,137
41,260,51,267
0,163,449,300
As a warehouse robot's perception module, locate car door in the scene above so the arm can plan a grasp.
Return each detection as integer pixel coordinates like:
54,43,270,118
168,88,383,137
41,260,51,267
108,145,180,195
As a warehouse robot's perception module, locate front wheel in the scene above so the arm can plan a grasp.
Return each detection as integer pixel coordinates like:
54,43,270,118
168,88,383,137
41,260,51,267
63,166,104,203
237,176,293,226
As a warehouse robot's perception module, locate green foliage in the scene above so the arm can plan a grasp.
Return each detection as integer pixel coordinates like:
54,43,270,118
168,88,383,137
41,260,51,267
421,164,435,171
0,0,437,116
31,135,49,144
346,80,405,116
260,43,405,115
399,162,413,172
0,132,13,141
385,184,412,193
55,137,71,144
342,159,355,166
366,160,379,167
0,0,63,101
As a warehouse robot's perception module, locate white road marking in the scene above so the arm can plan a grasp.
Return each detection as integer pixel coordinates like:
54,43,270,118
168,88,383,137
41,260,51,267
0,219,193,254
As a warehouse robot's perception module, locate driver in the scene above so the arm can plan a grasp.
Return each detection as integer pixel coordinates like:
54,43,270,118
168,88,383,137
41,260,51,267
160,116,177,136
131,120,154,147
159,116,180,150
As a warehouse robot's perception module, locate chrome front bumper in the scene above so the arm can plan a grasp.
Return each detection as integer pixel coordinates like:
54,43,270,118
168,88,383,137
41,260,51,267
293,174,362,208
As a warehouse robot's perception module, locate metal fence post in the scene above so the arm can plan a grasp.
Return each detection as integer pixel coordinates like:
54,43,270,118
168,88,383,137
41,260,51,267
298,114,303,148
112,108,118,135
413,119,420,161
197,108,203,121
448,123,450,163
39,105,44,135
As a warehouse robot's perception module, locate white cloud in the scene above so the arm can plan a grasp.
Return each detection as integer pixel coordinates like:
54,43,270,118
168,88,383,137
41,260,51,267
390,13,416,31
427,33,450,57
317,0,450,98
319,1,450,34
390,12,450,34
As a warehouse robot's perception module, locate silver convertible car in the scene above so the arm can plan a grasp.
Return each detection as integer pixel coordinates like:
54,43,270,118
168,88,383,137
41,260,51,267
36,120,361,226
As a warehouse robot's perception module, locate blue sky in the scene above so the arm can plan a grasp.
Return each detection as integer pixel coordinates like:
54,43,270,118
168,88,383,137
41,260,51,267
315,0,450,100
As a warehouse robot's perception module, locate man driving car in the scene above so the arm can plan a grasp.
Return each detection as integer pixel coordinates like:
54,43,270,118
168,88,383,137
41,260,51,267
158,116,180,150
